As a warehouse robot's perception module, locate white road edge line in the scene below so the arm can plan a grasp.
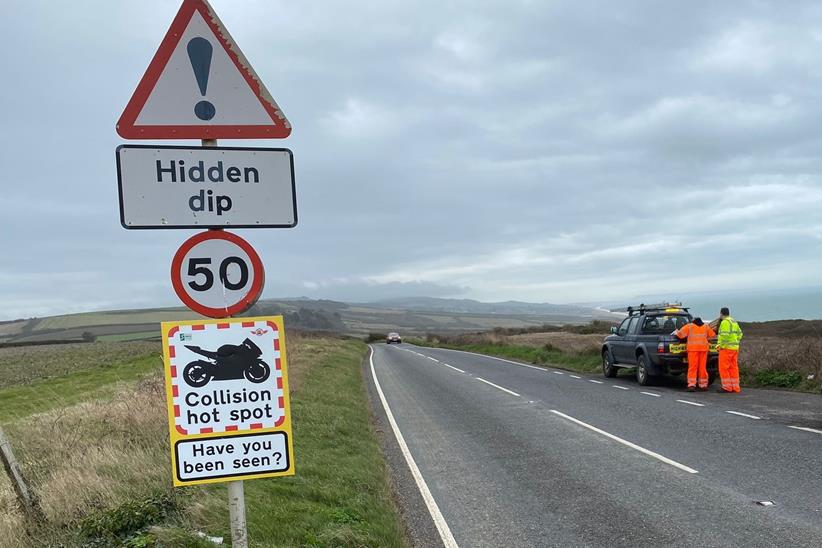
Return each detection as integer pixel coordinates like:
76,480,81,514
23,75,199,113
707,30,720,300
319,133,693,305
725,411,761,420
553,371,564,375
569,375,581,379
549,409,699,474
475,377,521,397
368,347,459,548
443,363,465,373
788,425,822,435
589,380,604,384
641,391,662,397
613,385,629,390
676,400,705,407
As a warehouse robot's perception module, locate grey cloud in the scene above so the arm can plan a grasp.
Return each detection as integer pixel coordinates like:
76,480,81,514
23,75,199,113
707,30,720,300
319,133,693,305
3,1,822,319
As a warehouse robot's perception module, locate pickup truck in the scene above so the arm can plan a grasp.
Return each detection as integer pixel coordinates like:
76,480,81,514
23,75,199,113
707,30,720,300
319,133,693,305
601,305,718,386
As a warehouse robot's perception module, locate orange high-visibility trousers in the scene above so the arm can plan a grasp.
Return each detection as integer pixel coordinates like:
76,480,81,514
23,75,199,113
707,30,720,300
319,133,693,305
686,351,709,388
718,349,741,392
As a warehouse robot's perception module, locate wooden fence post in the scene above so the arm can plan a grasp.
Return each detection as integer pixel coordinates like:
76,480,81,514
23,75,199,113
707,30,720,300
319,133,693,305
0,426,44,524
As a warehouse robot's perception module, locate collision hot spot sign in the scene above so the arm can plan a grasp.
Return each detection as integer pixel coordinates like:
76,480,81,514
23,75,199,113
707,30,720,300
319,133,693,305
117,145,296,229
162,316,295,486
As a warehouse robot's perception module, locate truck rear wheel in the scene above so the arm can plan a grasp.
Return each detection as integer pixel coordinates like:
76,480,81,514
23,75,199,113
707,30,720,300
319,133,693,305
636,353,652,386
602,350,618,378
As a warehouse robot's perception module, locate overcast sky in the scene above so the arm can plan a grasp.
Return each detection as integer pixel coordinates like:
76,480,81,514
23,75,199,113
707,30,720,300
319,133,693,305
3,0,822,319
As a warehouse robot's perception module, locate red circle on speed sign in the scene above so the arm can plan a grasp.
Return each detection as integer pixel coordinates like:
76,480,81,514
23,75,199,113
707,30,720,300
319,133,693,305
171,230,265,318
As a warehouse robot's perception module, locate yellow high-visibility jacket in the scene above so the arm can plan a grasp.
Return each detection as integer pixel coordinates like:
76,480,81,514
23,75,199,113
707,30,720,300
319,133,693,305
717,316,743,350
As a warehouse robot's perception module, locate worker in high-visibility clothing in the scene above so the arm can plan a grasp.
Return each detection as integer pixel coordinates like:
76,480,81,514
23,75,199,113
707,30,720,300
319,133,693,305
716,307,743,393
674,317,716,391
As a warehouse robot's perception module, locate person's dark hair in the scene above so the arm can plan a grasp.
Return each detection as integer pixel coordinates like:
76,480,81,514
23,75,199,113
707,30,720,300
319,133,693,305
720,307,730,316
694,317,704,326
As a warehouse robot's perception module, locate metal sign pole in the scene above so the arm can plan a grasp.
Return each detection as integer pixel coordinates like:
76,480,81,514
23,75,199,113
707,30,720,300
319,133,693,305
202,136,248,548
228,480,248,547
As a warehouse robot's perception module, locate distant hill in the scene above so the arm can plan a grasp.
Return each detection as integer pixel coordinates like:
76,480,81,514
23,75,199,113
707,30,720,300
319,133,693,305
0,297,608,344
366,297,600,317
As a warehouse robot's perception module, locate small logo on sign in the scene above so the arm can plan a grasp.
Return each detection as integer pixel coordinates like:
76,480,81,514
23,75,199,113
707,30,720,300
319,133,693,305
250,328,268,336
179,333,193,342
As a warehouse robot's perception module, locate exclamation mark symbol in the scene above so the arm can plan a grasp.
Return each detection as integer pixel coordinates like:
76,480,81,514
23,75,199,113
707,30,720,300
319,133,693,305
187,37,216,120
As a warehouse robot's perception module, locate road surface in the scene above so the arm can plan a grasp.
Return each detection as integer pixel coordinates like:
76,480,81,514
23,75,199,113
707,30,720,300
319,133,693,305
368,343,822,548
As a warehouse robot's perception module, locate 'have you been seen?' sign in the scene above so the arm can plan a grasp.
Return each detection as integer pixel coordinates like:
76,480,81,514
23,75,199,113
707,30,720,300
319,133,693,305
161,316,294,486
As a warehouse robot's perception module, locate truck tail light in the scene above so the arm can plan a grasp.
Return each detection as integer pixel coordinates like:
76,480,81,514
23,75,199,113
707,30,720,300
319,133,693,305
658,342,665,353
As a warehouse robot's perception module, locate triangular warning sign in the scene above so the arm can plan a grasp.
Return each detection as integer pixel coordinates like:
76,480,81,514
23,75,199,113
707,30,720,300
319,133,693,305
117,0,291,139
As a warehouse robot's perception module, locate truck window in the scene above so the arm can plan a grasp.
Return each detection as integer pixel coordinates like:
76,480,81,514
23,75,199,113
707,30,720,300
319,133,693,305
627,316,640,334
617,318,630,336
642,314,691,334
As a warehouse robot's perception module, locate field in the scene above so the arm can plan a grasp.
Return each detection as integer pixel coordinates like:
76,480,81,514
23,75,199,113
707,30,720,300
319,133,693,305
0,335,406,547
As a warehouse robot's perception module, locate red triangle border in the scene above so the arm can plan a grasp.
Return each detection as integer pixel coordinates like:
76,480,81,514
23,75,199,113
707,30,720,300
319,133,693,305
116,0,291,140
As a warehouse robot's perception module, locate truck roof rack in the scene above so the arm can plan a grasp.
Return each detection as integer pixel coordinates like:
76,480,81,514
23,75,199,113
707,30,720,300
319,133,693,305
611,302,689,316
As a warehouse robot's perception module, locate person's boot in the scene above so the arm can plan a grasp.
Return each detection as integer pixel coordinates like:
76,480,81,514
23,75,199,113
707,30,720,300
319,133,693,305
687,386,696,392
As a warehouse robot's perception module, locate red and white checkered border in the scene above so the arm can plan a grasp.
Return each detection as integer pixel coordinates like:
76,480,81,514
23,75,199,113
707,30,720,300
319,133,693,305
167,320,285,435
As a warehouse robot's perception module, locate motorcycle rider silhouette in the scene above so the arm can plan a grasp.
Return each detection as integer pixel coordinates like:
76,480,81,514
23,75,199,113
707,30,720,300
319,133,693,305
182,337,271,388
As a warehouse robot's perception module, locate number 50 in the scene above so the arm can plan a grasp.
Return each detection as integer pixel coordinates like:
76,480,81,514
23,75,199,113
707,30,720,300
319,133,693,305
187,257,249,291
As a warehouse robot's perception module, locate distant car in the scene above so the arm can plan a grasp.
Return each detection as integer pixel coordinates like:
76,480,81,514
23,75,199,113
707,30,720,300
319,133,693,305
386,332,402,344
602,304,718,386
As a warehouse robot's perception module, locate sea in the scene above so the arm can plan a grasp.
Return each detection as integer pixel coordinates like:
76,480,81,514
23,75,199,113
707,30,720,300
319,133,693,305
605,287,822,322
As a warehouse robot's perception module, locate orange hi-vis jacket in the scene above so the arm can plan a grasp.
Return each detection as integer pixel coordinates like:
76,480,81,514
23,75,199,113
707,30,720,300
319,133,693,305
675,323,716,351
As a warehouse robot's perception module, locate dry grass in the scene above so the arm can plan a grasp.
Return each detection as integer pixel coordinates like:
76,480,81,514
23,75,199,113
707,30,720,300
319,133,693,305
740,336,822,390
426,331,606,354
0,477,27,547
0,331,358,546
0,374,170,545
509,332,605,353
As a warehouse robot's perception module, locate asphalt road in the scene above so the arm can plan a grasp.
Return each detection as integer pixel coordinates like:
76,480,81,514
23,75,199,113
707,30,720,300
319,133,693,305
368,343,822,548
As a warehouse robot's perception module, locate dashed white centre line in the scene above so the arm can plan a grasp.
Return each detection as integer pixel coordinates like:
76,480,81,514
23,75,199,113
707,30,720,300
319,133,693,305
443,363,465,373
553,371,565,375
569,375,581,379
641,391,662,397
549,410,698,474
788,426,822,435
475,377,521,397
589,380,604,384
613,385,630,390
676,399,705,407
434,347,545,371
725,411,761,420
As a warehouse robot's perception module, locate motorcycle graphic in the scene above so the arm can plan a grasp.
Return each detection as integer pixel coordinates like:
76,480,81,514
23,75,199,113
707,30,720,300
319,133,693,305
182,338,271,388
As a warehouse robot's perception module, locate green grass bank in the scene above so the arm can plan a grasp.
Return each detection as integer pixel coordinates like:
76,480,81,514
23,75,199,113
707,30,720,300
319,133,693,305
410,338,601,375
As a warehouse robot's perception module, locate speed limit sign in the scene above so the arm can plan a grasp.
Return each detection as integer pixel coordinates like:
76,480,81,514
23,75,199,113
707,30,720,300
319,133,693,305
171,231,265,318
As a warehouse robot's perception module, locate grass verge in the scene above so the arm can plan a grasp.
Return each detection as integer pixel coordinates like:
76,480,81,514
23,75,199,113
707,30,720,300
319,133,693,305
1,336,407,547
187,338,406,547
411,339,601,374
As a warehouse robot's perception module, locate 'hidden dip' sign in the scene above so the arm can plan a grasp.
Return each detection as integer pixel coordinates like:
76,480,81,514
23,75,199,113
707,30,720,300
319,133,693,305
116,145,296,229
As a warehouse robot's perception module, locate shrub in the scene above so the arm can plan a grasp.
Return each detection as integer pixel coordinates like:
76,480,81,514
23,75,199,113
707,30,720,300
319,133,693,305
754,369,803,388
79,492,177,542
365,333,388,343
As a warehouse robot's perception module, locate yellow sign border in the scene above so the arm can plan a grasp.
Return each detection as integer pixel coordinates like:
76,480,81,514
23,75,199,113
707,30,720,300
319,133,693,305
161,315,295,486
